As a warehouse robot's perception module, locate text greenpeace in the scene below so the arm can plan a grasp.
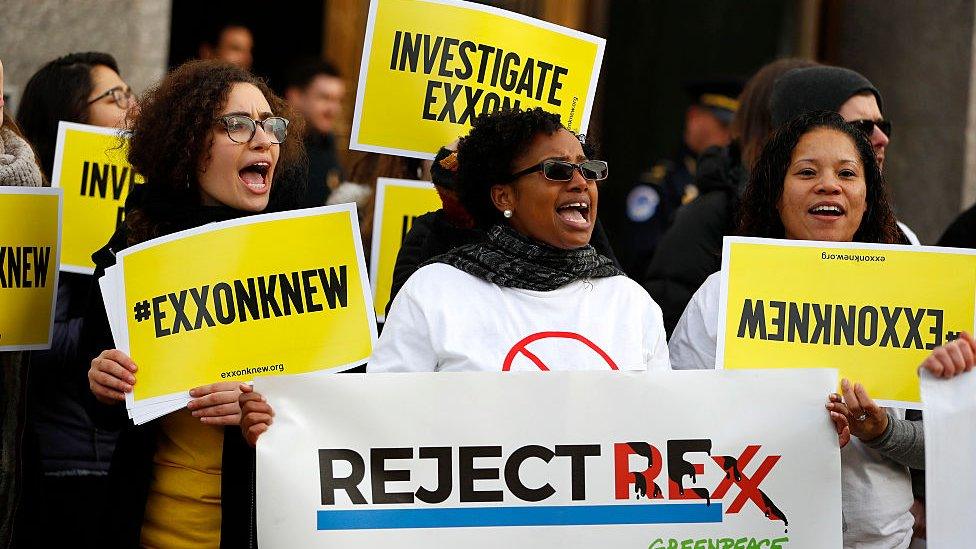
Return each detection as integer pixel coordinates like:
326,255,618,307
735,300,959,350
256,370,841,547
390,32,570,123
132,266,349,338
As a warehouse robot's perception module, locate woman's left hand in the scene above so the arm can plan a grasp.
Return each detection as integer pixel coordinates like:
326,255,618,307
920,331,976,378
826,379,888,442
826,395,851,448
187,381,243,425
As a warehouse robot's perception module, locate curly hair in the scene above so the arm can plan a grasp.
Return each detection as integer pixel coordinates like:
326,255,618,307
456,107,593,227
737,111,902,244
17,52,120,180
129,60,303,194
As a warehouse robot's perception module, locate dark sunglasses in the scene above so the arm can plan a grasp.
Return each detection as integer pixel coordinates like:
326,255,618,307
848,119,891,138
508,159,609,182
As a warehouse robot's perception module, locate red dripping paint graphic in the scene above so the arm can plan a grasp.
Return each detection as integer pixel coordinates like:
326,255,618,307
502,331,618,371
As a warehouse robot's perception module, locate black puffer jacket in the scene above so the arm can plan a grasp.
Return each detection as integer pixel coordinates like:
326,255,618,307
641,145,746,336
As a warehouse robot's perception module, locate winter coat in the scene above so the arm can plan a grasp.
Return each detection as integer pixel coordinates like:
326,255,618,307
641,144,746,336
79,186,257,548
27,272,118,476
0,127,45,549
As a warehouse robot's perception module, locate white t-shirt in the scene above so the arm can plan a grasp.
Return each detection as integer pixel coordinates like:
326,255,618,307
368,263,671,373
671,272,914,549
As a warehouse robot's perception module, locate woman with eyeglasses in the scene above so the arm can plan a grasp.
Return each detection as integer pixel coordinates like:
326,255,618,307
14,51,138,547
80,60,302,548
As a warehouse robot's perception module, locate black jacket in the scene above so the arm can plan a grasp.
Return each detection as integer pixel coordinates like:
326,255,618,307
299,132,343,208
938,203,976,248
27,272,118,476
80,192,257,548
387,211,621,316
641,145,746,336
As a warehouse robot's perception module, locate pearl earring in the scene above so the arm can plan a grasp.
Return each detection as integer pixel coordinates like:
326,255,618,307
503,209,513,218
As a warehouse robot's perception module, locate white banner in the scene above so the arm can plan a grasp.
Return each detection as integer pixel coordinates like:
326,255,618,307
256,369,841,548
922,370,976,547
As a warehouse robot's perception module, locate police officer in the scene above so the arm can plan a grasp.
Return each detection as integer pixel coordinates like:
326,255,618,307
619,78,743,277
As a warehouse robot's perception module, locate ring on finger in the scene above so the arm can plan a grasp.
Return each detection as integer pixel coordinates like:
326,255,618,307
855,413,868,421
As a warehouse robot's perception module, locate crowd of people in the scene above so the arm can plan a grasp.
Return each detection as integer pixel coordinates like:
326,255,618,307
2,17,976,549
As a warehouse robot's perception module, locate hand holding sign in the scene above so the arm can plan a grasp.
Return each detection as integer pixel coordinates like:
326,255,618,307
240,383,273,447
88,348,137,404
828,380,889,441
920,330,976,378
187,382,243,426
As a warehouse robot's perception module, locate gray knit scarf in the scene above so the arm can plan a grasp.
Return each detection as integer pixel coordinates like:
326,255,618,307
0,128,44,187
428,224,623,291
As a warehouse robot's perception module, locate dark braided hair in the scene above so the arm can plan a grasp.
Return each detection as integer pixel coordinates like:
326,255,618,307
737,110,902,244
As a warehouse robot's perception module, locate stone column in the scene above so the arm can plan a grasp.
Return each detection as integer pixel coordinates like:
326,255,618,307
832,0,976,243
0,0,171,111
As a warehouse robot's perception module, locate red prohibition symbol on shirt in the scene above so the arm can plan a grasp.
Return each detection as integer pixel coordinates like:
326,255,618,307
502,331,619,371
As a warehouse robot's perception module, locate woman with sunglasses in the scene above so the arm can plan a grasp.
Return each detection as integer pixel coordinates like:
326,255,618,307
14,51,138,547
362,107,668,373
82,60,302,548
240,107,668,446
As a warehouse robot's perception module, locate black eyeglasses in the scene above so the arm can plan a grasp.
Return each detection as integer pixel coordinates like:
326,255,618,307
87,86,135,109
508,159,609,182
217,115,289,144
849,119,891,138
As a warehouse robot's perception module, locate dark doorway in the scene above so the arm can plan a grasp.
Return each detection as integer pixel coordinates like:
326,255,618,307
597,0,797,258
168,0,325,94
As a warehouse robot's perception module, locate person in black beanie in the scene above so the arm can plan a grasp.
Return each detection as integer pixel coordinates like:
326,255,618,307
769,65,919,244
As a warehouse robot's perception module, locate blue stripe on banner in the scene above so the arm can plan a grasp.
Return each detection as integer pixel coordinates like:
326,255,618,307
317,503,723,530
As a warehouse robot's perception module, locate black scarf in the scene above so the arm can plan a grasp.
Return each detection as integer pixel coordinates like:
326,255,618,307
428,224,623,291
92,184,253,273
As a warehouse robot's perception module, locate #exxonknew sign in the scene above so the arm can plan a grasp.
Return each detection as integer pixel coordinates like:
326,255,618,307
256,370,841,548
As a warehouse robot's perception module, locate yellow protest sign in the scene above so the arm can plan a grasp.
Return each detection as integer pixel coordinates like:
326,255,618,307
717,237,976,407
111,205,377,405
51,122,143,274
351,0,605,159
369,178,440,321
0,187,62,351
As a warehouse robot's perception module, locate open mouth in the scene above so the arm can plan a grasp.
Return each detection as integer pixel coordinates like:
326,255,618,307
556,201,591,227
239,161,271,193
807,203,845,217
